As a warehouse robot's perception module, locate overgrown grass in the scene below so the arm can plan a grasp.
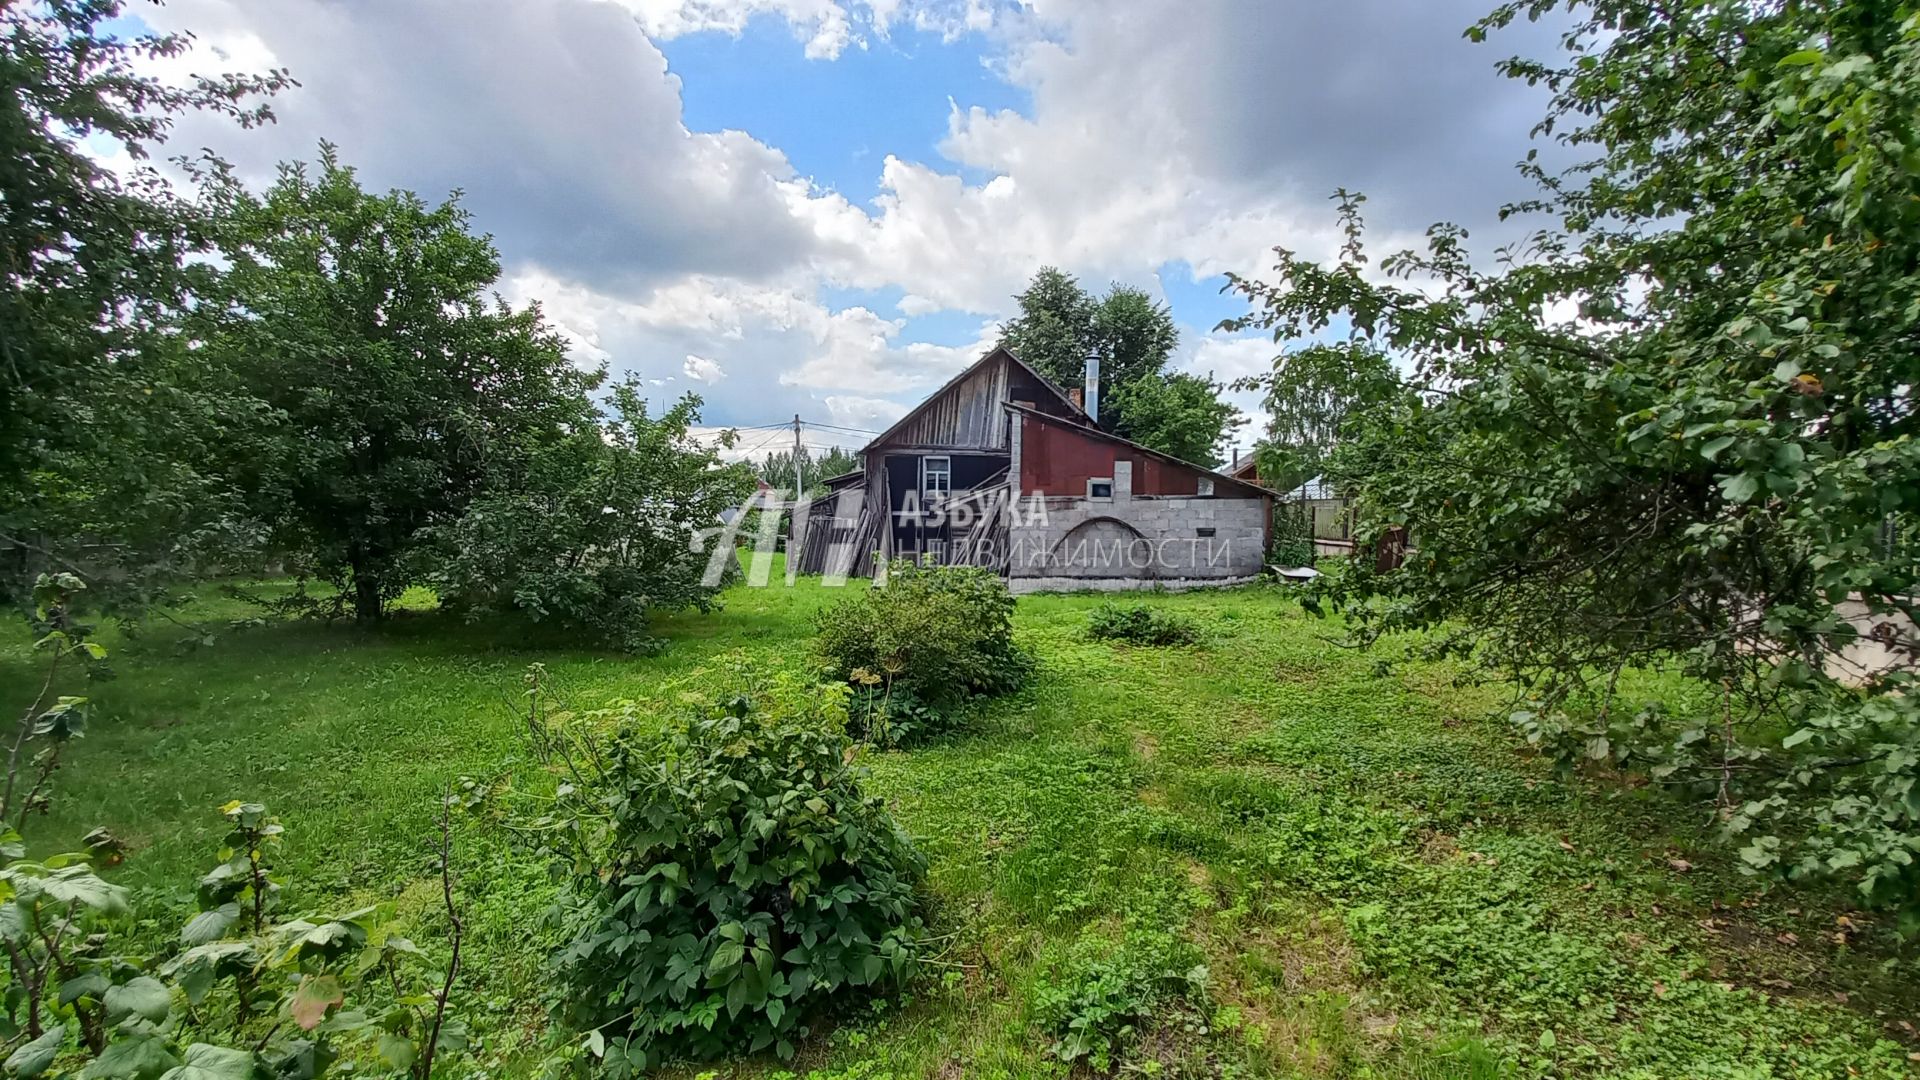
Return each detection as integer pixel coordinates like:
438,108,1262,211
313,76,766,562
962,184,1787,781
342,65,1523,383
3,574,1915,1077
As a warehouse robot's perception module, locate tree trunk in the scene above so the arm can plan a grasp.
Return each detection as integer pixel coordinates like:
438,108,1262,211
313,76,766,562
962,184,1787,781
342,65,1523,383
348,548,383,622
354,573,382,622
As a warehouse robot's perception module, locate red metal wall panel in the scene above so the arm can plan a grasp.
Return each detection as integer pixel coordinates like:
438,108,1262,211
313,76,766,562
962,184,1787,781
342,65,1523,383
1019,414,1210,496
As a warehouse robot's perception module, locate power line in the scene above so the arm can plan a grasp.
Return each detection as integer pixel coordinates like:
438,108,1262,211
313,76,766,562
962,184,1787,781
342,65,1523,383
733,428,793,457
706,418,882,436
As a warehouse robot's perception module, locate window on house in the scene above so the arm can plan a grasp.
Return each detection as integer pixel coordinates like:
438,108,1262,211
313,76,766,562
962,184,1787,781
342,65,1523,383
920,455,951,495
1089,479,1114,499
1197,477,1215,496
1196,527,1216,538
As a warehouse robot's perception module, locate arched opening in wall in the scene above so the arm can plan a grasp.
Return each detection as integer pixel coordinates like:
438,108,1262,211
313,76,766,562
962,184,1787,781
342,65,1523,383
1049,517,1152,578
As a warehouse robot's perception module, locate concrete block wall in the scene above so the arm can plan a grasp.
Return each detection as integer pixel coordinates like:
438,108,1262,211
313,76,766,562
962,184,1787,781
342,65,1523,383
1006,494,1267,591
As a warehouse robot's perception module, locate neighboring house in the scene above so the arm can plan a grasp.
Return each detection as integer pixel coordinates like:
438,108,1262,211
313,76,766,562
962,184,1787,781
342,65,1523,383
792,347,1274,592
1226,450,1263,488
1226,455,1357,555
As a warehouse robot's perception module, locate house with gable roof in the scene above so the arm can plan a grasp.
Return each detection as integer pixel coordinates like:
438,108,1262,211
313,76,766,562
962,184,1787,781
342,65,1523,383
792,347,1273,591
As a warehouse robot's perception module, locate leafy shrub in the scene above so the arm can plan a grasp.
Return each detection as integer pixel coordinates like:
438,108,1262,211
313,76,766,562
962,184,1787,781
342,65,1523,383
816,561,1030,741
843,682,946,749
1086,602,1201,647
1268,538,1315,569
430,384,753,652
1031,928,1209,1072
1268,501,1314,569
0,802,465,1080
6,600,472,1080
548,694,927,1070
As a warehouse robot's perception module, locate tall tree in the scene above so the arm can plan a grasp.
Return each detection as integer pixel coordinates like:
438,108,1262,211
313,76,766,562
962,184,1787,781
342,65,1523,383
0,1,288,603
1227,1,1920,912
1000,269,1241,463
1104,372,1243,469
999,267,1093,389
198,146,599,621
1091,284,1182,392
1218,341,1403,491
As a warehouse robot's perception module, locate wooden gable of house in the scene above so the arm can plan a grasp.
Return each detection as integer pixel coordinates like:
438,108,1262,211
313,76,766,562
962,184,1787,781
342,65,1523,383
867,347,1081,453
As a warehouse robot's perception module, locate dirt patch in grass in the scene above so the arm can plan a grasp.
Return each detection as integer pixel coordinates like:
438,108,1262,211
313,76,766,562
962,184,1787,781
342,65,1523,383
1271,655,1330,682
1417,829,1461,864
1133,729,1160,762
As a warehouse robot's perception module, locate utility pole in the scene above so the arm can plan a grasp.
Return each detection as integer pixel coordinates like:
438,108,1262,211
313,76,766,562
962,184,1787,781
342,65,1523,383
790,415,805,560
791,414,804,501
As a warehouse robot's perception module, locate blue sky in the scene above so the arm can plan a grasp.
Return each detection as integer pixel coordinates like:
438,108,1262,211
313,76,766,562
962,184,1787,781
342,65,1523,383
113,0,1552,447
659,15,1253,363
664,17,1027,205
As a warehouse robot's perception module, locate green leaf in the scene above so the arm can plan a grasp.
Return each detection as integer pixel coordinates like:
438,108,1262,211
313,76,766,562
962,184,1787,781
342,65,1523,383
6,1026,67,1078
104,977,172,1025
83,1036,181,1080
1777,48,1823,66
158,1044,256,1080
181,905,239,946
1719,472,1760,504
374,1033,416,1072
58,969,111,1006
27,866,129,916
1699,435,1736,461
707,940,746,975
431,1020,469,1055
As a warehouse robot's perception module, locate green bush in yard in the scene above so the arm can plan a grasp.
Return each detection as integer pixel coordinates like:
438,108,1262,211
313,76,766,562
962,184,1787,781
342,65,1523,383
1031,926,1209,1073
1086,602,1201,646
1267,500,1315,570
816,561,1031,744
548,695,927,1071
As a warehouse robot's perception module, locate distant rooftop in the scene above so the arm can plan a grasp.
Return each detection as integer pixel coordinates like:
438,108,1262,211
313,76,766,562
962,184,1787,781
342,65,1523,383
1289,475,1335,500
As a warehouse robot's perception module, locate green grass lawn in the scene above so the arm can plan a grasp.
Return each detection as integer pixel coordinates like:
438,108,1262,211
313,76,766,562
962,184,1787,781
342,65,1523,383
3,574,1916,1078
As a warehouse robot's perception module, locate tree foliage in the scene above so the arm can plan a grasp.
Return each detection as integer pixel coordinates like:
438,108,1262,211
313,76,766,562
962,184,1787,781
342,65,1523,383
1217,339,1403,492
430,382,753,652
197,146,600,621
1000,268,1242,465
998,267,1095,389
1104,371,1243,469
1226,0,1920,917
0,0,289,605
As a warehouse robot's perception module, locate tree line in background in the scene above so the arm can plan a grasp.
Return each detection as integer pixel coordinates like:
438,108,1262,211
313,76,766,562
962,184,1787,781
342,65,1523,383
753,447,860,498
0,5,752,645
999,269,1244,467
1227,0,1920,921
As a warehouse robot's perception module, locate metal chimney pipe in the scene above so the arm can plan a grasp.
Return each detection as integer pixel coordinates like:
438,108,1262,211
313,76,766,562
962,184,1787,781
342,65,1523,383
1084,349,1100,425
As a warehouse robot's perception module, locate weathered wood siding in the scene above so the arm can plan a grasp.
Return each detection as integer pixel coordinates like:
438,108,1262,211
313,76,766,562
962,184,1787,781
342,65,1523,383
883,354,1018,450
